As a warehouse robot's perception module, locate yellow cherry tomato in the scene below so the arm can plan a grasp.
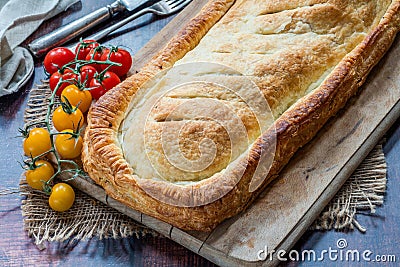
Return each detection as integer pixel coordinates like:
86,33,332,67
25,160,54,190
23,128,52,157
54,129,83,159
52,105,84,132
49,183,75,212
61,85,92,113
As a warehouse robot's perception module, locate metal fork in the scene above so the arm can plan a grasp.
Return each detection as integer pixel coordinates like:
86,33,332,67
83,0,192,43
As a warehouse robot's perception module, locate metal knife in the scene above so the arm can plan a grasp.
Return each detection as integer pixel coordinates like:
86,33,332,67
28,0,157,57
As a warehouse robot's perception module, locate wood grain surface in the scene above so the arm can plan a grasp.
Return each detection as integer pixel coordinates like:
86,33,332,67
0,0,399,266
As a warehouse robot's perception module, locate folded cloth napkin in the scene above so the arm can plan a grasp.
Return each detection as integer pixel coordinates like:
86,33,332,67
0,0,80,97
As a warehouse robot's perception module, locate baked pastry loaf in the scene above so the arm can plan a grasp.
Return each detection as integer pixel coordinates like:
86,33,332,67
83,0,400,231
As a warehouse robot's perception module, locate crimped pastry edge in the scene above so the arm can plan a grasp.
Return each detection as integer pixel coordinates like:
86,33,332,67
82,0,400,231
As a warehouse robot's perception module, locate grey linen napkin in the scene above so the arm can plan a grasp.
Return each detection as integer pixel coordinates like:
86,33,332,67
0,0,80,97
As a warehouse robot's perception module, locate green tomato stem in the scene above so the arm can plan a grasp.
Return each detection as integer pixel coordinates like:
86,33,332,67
24,44,125,192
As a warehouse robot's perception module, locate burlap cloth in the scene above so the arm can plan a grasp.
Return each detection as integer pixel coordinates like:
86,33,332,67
20,82,387,247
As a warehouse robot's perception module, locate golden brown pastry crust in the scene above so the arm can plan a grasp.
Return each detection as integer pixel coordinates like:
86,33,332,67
82,0,400,231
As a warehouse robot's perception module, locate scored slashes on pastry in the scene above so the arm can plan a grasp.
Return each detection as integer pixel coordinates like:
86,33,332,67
83,0,400,231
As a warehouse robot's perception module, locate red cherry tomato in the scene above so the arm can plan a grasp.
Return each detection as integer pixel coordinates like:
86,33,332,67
49,69,78,96
75,40,99,60
89,71,120,99
79,65,97,87
44,47,75,75
85,48,105,72
100,47,132,77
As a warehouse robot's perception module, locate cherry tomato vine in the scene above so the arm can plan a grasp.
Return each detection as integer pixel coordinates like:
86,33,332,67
20,39,133,212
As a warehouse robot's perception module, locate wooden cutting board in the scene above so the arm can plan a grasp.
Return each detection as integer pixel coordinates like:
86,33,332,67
70,1,400,266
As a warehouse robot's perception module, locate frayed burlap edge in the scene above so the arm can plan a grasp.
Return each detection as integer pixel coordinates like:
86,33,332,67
20,82,387,246
19,177,157,250
311,143,387,232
